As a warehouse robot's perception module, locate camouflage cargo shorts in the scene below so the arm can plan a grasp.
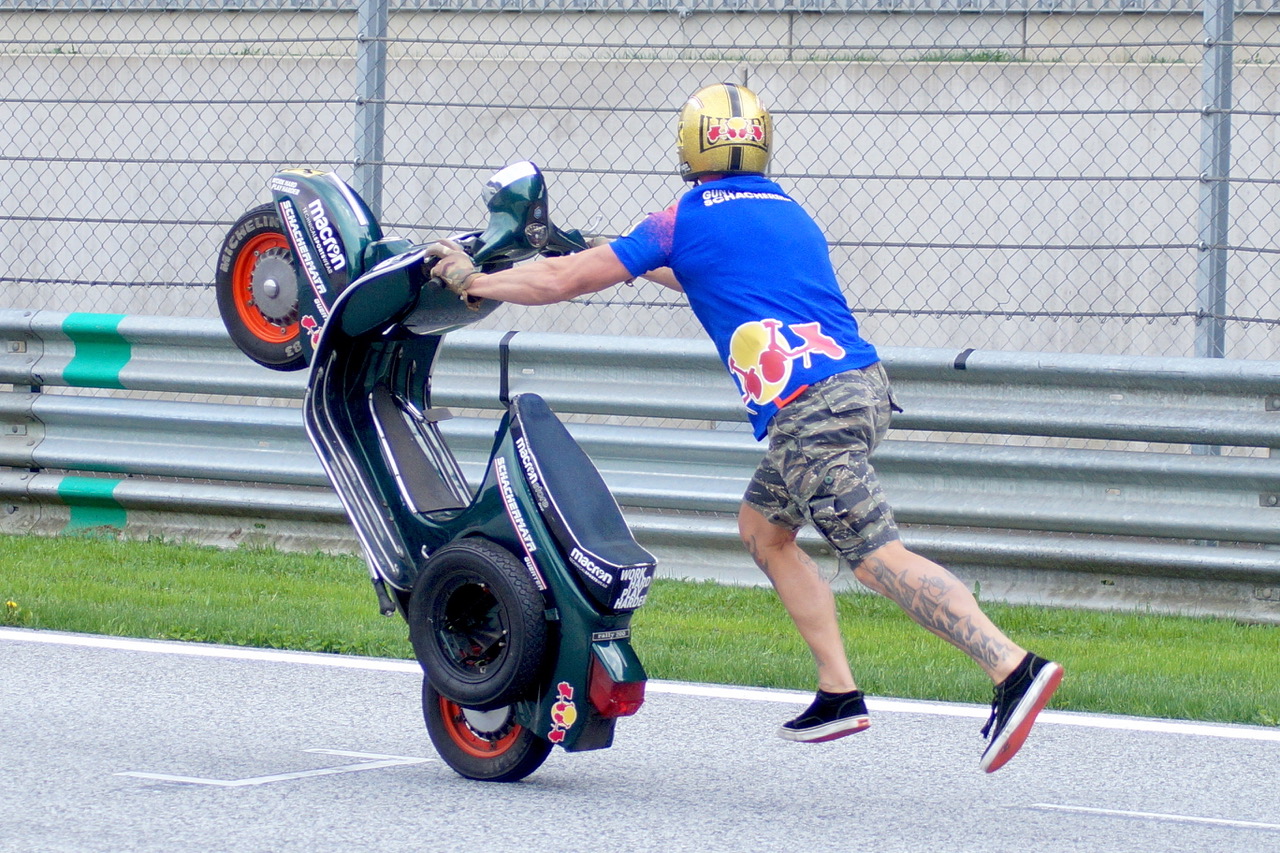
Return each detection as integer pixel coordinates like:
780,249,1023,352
743,363,900,563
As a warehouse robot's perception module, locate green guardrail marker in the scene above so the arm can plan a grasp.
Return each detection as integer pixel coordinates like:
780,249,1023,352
57,476,127,533
62,313,131,389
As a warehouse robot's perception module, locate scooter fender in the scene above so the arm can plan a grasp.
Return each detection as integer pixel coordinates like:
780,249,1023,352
268,169,385,362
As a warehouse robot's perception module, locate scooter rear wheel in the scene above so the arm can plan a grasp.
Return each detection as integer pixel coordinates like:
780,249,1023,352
422,681,552,782
215,203,305,371
408,538,548,710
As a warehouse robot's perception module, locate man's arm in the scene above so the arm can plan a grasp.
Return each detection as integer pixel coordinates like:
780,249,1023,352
429,242,682,304
458,246,629,306
640,266,682,291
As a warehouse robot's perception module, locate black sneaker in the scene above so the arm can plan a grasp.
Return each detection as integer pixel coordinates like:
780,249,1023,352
979,653,1064,773
777,689,871,743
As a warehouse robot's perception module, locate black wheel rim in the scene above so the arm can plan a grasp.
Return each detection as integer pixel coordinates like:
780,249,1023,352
433,573,509,679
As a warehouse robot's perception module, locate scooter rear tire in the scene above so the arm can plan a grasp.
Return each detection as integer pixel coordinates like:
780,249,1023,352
215,203,306,371
422,681,552,783
408,538,548,711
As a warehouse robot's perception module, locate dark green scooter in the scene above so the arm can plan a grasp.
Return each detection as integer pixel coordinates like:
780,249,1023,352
216,162,655,781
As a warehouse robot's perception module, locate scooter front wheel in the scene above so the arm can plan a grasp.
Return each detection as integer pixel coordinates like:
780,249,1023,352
215,203,305,371
423,681,552,782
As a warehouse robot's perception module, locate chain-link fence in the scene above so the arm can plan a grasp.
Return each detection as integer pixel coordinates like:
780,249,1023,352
3,0,1280,358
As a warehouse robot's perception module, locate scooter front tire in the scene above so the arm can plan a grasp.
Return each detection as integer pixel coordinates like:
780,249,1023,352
422,681,552,783
215,203,306,371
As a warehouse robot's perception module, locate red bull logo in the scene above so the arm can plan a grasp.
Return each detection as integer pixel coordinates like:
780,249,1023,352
548,681,577,743
728,319,846,406
701,116,767,151
300,314,323,348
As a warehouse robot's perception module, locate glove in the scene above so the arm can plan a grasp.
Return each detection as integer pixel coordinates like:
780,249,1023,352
425,239,481,297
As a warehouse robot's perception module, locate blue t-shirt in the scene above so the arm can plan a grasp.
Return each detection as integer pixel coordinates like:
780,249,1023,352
611,174,879,439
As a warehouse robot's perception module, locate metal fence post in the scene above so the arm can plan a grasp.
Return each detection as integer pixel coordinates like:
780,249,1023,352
1196,0,1235,360
354,0,389,220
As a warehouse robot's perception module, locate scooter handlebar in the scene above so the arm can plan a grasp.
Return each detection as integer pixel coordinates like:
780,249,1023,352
420,160,594,299
421,218,591,292
541,223,591,257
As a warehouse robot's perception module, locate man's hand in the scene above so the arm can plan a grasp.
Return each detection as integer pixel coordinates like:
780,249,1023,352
425,239,481,297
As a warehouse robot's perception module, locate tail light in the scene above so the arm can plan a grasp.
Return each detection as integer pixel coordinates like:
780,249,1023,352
589,654,645,718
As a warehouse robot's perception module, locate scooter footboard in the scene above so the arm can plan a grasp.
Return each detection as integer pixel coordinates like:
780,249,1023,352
303,263,475,598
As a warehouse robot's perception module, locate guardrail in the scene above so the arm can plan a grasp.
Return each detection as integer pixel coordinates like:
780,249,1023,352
3,308,1279,622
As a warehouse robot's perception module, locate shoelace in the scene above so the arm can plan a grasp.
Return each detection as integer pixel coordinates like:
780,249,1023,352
983,654,1034,739
980,687,1003,739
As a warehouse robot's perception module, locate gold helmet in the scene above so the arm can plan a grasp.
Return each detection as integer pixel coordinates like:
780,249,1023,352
676,83,772,182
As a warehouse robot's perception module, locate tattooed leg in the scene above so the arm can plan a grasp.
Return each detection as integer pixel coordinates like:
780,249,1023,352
853,541,1024,683
739,502,858,693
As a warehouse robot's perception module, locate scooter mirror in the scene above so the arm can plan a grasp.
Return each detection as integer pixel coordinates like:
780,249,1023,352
471,161,551,267
483,161,545,210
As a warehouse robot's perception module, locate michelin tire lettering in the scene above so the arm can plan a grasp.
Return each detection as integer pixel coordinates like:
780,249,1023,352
217,214,274,274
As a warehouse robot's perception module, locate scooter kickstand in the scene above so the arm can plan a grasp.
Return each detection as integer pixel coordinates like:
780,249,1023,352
371,577,398,616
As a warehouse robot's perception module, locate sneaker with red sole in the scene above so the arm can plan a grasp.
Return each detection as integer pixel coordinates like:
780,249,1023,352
979,653,1064,773
777,689,871,743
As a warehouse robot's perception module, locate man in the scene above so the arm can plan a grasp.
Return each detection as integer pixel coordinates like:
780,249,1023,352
427,83,1063,773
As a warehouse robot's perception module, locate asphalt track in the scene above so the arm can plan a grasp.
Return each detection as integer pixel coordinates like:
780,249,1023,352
2,627,1279,853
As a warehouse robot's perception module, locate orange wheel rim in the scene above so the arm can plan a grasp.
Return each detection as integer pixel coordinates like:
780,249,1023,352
439,697,523,759
231,232,298,343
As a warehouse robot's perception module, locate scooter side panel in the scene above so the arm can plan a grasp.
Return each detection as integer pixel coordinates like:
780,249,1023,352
461,435,640,752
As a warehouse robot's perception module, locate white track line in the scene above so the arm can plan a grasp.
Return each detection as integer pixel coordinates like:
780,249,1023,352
115,750,429,788
5,627,1279,743
0,627,420,672
1028,804,1280,832
643,679,1280,742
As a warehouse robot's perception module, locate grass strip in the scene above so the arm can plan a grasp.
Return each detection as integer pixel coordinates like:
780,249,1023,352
2,533,1277,727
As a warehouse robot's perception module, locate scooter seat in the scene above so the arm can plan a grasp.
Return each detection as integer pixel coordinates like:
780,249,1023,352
508,394,656,608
